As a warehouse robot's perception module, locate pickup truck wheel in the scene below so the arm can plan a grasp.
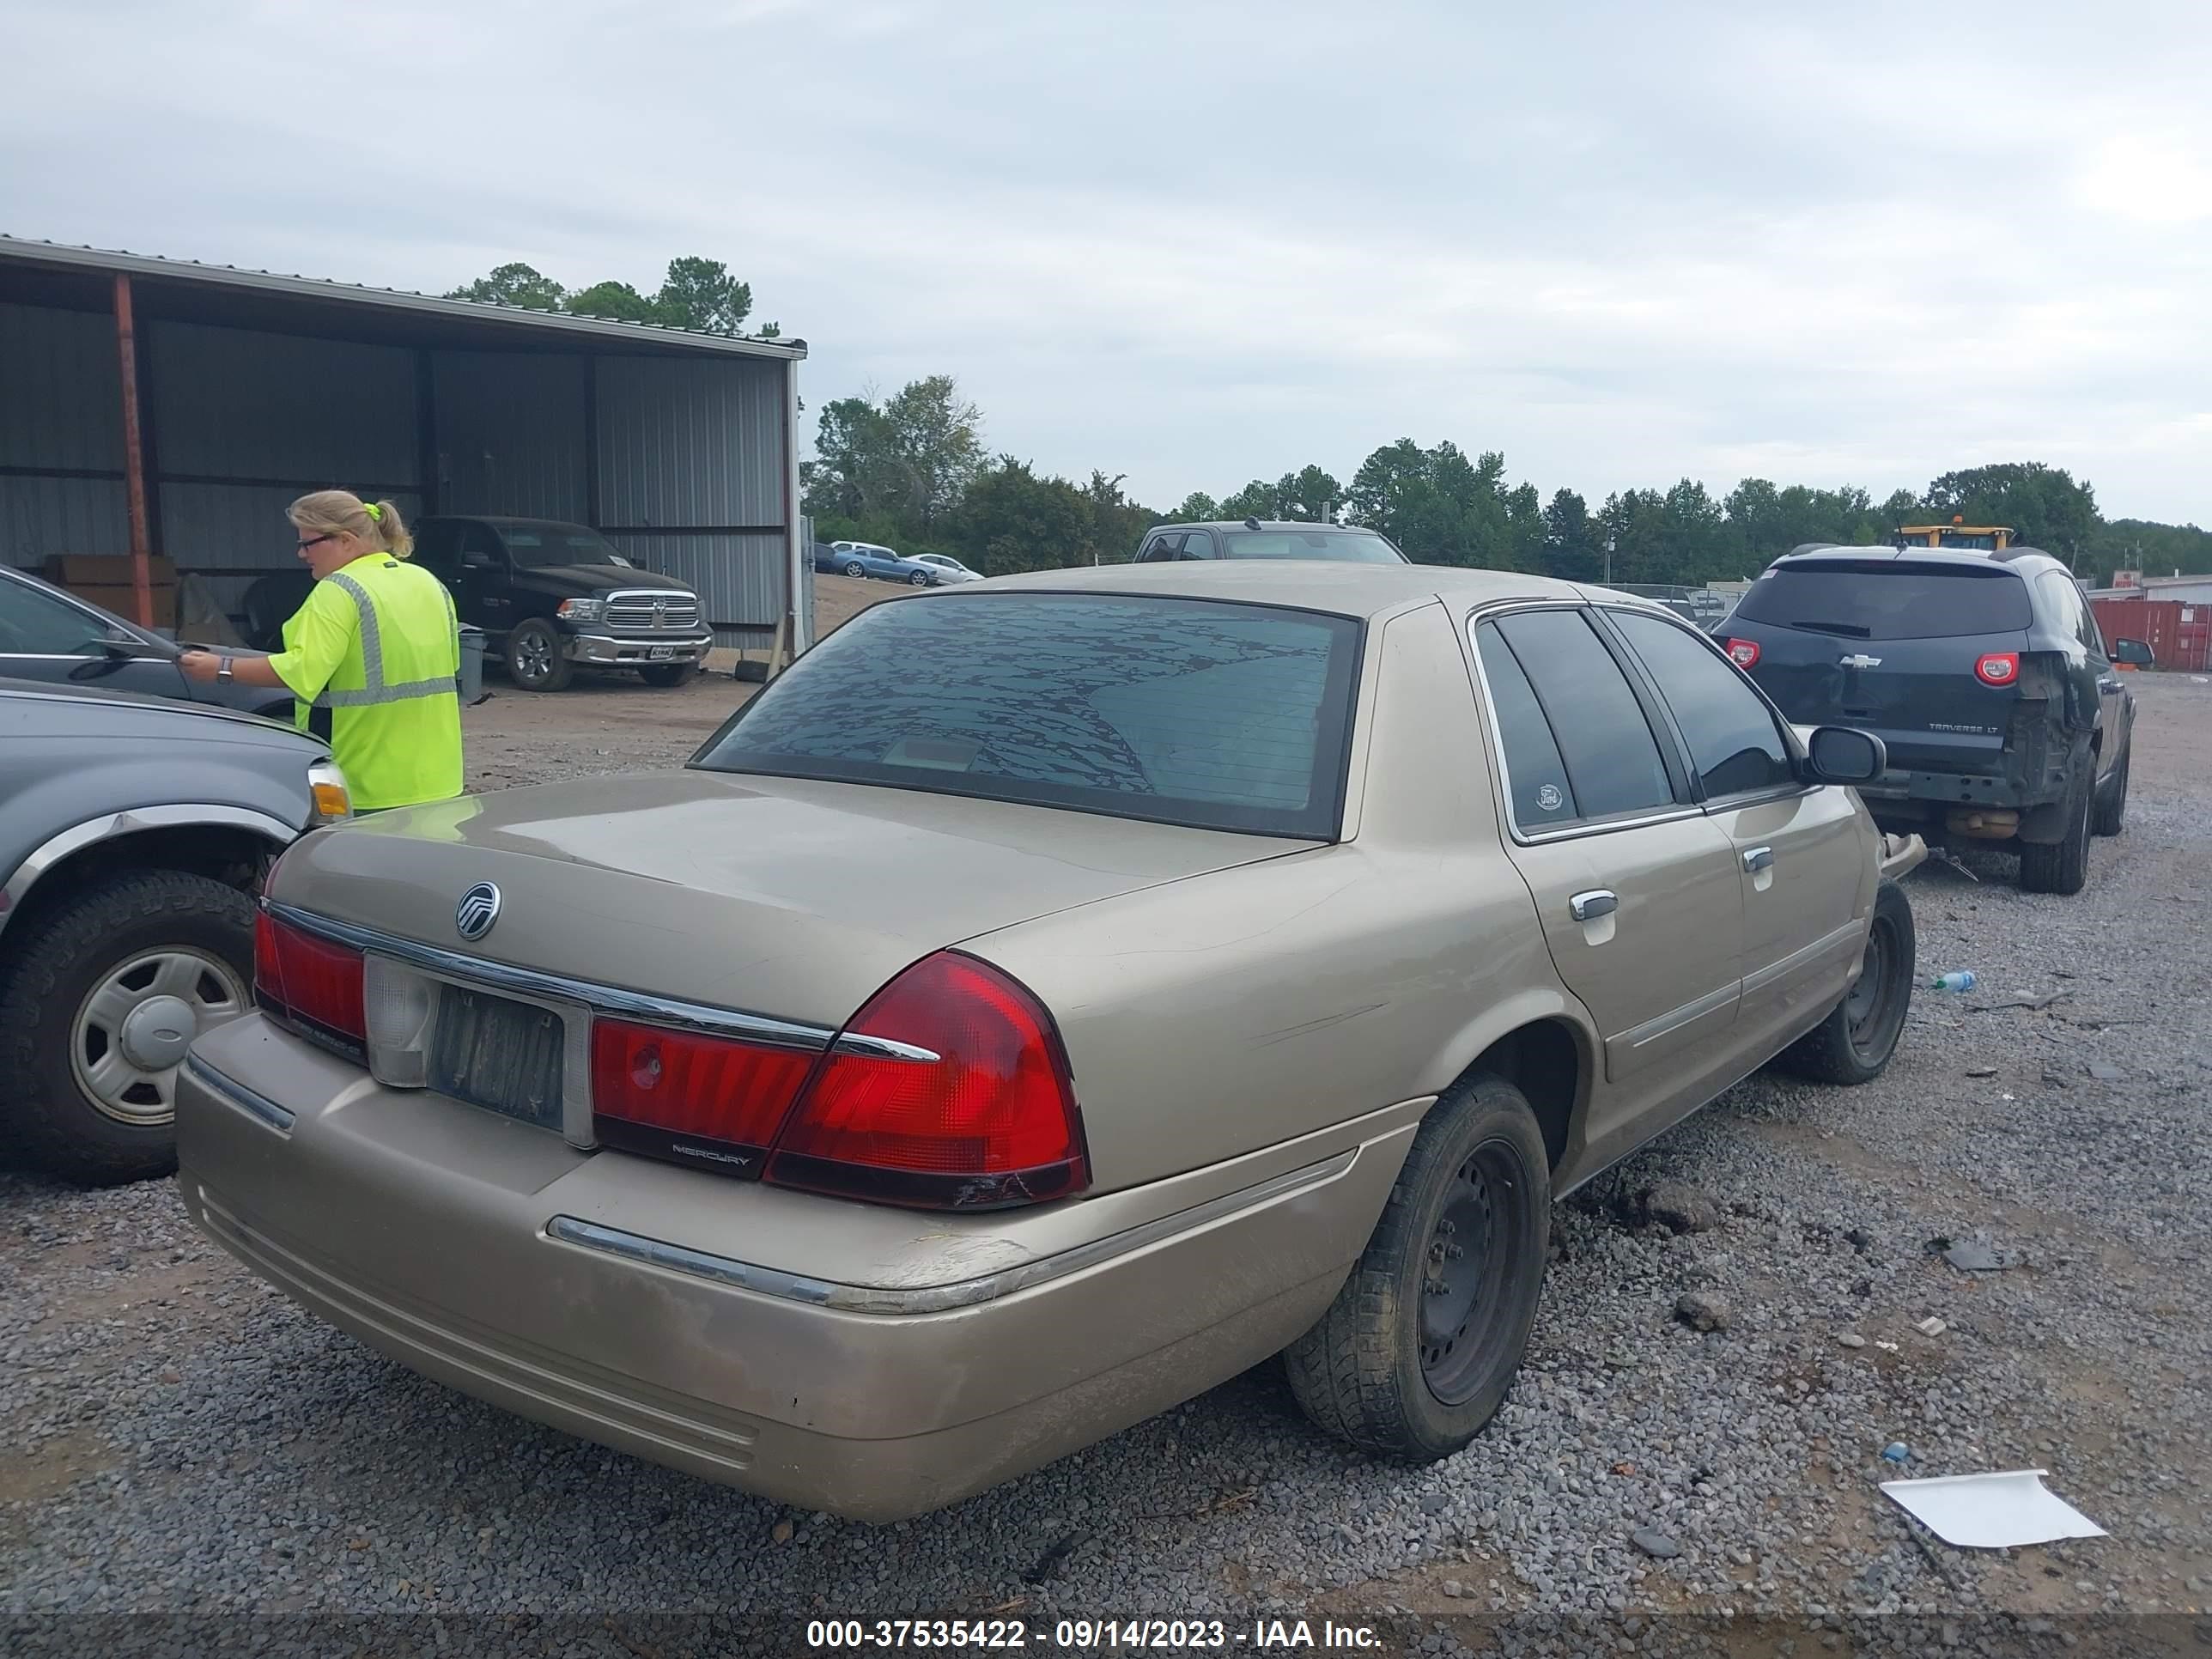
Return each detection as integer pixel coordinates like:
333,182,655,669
638,662,699,689
2019,757,2093,894
505,618,572,692
2091,744,2130,837
1284,1074,1549,1460
0,869,255,1185
1773,878,1915,1085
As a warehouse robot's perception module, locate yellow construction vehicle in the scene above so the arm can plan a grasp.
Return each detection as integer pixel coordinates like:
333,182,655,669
1896,516,2014,550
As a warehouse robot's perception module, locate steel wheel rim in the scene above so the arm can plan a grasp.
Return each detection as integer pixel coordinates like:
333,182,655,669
1419,1137,1529,1404
1846,915,1901,1058
70,948,248,1127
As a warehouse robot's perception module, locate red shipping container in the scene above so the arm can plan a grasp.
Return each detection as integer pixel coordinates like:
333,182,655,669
2091,596,2210,672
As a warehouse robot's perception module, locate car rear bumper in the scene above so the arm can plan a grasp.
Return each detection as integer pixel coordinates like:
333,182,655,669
176,1018,1405,1522
562,630,713,667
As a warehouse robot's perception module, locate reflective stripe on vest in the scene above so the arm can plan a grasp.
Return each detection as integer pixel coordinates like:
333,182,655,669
313,571,460,708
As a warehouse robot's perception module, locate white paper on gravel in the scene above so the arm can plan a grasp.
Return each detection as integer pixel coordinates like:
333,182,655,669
1880,1469,2107,1549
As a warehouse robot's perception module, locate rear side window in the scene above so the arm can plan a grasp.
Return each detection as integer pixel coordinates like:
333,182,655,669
695,593,1361,839
1609,610,1795,799
1732,562,2033,640
1478,610,1676,828
1218,529,1404,563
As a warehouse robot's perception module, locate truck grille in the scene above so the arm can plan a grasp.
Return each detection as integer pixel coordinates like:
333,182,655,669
605,590,701,633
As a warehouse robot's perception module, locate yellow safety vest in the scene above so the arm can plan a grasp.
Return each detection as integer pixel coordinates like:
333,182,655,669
268,556,464,811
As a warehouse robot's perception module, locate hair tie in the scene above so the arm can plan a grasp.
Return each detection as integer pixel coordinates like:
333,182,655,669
362,501,383,521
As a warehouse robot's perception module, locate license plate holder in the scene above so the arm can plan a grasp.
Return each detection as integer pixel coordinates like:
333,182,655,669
647,645,674,661
429,987,565,1131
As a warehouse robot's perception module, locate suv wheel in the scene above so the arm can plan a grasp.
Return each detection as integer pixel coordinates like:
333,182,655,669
2091,744,2130,837
1284,1073,1550,1460
505,618,572,693
0,870,255,1184
2019,753,2094,895
1774,879,1915,1085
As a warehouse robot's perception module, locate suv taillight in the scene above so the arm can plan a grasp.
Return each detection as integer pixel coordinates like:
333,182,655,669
764,951,1089,1211
1724,637,1760,669
1974,651,2021,687
255,909,367,1055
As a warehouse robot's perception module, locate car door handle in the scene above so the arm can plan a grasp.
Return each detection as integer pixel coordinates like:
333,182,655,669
1569,890,1617,921
1742,846,1775,873
2098,678,2120,694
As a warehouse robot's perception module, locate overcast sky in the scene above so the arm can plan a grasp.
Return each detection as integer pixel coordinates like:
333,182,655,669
5,0,2209,521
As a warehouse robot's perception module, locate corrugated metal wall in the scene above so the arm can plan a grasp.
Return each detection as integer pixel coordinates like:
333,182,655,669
3,295,793,646
597,356,784,529
433,351,588,520
0,301,129,562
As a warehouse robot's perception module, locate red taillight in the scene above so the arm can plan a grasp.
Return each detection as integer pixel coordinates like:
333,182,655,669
1974,651,2020,687
589,1018,815,1164
764,951,1089,1211
1724,637,1760,669
254,909,366,1049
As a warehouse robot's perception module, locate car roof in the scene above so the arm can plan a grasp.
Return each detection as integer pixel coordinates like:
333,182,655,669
968,560,1615,620
1162,520,1393,535
1773,543,2069,575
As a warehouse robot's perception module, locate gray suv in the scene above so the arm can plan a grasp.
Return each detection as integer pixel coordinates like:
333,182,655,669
1721,544,2145,894
0,680,349,1182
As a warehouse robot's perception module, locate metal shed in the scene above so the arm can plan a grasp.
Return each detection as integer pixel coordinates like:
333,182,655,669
0,236,811,658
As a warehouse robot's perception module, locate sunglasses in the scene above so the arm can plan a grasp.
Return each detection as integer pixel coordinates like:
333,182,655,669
296,533,336,554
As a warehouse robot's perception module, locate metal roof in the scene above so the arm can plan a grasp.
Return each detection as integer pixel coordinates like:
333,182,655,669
0,235,805,362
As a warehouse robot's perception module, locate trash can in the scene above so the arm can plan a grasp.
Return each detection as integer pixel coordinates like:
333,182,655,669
457,624,486,705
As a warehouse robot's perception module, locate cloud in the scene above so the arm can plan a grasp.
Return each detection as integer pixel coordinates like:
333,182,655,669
3,0,2208,520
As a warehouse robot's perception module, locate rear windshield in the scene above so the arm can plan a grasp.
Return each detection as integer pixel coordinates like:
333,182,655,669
1733,561,2033,640
1218,530,1406,564
692,593,1362,838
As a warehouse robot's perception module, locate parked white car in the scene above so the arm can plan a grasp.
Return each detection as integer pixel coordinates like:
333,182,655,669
913,554,984,584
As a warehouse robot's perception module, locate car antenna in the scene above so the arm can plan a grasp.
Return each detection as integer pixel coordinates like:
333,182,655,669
1244,516,1261,531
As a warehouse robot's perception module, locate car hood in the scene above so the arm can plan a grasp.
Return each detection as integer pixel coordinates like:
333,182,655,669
268,769,1309,1026
512,565,693,595
0,678,319,749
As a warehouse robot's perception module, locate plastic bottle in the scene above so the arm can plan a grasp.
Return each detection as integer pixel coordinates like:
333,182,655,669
1928,971,1978,993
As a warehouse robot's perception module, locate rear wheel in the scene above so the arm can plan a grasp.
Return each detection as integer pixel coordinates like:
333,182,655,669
638,662,699,689
0,870,255,1184
2019,756,2093,894
1774,878,1915,1085
1284,1074,1550,1459
2091,744,2130,837
505,618,572,693
842,561,866,578
908,569,930,586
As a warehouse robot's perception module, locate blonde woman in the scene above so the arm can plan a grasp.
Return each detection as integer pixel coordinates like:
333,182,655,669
180,491,462,811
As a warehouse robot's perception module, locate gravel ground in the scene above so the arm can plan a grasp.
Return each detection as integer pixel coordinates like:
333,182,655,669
3,664,2209,1659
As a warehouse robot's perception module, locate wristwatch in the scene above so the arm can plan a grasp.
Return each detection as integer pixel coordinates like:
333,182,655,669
216,655,234,682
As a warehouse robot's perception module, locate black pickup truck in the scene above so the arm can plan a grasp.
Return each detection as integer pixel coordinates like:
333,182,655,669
243,516,713,693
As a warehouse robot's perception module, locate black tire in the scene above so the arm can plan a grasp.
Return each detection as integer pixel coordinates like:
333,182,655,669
908,569,930,586
505,618,572,693
842,561,866,578
0,869,256,1185
2091,744,2130,837
1284,1074,1551,1460
638,662,700,689
1774,878,1916,1085
2019,754,2093,895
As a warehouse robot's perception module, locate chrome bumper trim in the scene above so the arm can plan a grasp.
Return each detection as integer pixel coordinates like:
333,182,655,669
185,1054,296,1134
545,1148,1361,1316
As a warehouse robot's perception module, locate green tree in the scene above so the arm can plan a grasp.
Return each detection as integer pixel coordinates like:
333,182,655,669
1217,479,1284,520
562,280,657,324
1275,465,1343,521
1541,489,1601,581
948,458,1093,574
1081,471,1161,562
1923,462,2100,556
1172,491,1220,521
652,256,752,334
801,377,984,532
446,261,566,310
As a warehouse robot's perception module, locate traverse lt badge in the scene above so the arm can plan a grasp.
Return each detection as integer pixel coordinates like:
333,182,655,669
455,881,501,942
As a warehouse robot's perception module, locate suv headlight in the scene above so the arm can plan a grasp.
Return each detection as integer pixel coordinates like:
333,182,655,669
556,598,606,625
307,759,352,823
